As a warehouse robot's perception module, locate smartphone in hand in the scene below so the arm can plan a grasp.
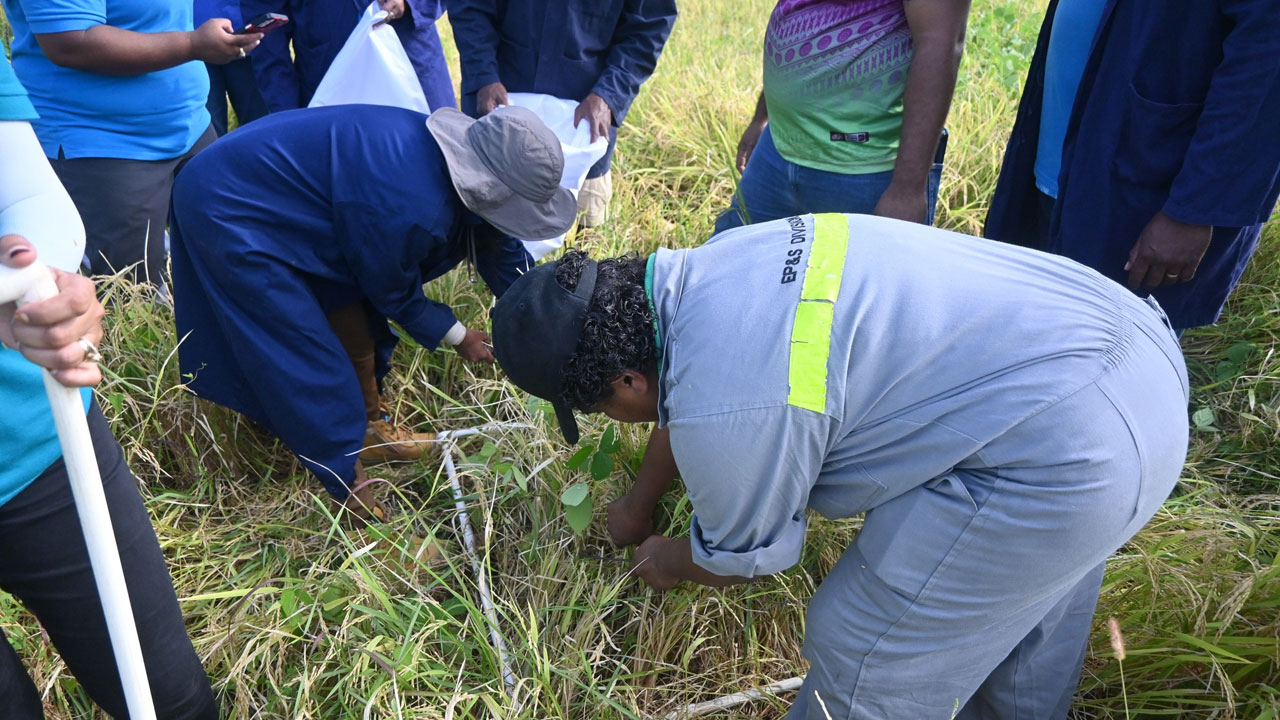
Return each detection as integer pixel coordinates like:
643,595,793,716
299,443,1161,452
238,12,289,34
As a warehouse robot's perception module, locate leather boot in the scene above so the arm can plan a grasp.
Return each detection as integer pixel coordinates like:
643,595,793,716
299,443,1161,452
327,302,438,463
362,417,439,463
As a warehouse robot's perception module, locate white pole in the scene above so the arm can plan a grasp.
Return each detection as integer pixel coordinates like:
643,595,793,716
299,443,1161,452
434,422,533,442
0,261,157,720
659,676,805,720
442,440,519,698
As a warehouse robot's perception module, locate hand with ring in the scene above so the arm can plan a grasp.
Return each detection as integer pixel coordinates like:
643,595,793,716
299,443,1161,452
0,235,107,388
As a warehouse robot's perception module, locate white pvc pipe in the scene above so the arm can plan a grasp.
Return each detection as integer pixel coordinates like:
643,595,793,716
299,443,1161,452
659,676,805,719
442,440,519,697
0,261,156,720
434,422,533,442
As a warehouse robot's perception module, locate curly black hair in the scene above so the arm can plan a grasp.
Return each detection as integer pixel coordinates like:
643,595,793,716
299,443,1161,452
556,250,658,410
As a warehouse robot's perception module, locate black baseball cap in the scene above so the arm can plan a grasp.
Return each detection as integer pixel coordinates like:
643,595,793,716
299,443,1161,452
491,257,598,444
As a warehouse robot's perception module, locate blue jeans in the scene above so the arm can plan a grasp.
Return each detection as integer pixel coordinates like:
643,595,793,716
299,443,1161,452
715,126,942,234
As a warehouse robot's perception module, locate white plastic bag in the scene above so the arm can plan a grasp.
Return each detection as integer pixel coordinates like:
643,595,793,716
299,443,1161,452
309,3,430,113
506,93,609,260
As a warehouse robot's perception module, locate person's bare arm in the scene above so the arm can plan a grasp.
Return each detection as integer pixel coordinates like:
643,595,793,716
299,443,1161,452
35,18,260,76
874,0,970,223
736,91,769,172
608,425,679,546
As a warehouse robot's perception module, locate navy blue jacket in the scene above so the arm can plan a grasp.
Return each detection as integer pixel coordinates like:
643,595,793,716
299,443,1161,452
170,105,530,498
986,0,1280,328
447,0,676,175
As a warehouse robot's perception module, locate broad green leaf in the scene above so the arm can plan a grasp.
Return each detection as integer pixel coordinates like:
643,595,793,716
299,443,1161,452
1192,408,1216,429
565,496,593,535
1226,342,1253,364
108,393,124,415
512,467,527,492
566,445,594,471
590,450,615,480
479,441,497,458
600,424,620,453
280,587,297,619
560,482,589,507
1215,361,1240,381
526,395,554,418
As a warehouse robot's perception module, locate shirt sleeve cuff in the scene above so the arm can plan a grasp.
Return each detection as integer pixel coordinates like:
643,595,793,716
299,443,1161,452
440,321,467,346
688,515,805,579
459,58,502,94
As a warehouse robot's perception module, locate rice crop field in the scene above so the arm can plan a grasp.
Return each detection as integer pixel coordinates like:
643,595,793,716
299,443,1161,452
3,0,1279,717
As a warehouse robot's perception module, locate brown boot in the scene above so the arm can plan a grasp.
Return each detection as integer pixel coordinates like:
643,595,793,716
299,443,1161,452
362,419,439,463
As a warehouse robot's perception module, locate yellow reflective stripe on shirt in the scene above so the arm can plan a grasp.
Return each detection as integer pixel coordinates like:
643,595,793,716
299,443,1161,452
787,214,848,413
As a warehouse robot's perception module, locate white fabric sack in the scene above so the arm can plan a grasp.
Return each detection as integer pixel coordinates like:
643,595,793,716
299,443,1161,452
309,3,430,113
506,93,609,260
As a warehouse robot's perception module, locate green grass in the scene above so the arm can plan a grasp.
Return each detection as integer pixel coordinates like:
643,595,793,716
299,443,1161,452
4,0,1280,717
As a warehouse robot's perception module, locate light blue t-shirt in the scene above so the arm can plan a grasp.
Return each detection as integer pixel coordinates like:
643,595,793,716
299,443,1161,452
1034,0,1109,199
1,0,211,160
0,59,93,507
0,58,39,120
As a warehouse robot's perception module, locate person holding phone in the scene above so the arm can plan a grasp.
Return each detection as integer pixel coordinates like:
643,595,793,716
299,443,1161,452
196,1,291,136
0,0,261,288
168,104,576,521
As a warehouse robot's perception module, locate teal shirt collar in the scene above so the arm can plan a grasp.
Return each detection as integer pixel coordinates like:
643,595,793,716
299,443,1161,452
645,252,664,378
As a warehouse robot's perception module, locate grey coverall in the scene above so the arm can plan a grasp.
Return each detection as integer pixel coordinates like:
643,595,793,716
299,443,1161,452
649,213,1189,719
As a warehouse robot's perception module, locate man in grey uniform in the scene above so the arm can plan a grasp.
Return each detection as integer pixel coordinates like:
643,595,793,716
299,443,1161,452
490,213,1189,718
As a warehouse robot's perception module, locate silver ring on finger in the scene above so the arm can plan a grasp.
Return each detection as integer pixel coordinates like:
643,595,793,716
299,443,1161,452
78,337,102,364
238,47,247,58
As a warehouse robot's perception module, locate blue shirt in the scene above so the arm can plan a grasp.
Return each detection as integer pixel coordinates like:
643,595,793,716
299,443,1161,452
0,59,92,507
0,59,38,120
2,0,211,159
1033,0,1107,198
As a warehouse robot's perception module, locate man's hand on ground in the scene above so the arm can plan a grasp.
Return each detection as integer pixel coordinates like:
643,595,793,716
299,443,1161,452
476,82,509,115
631,534,682,591
574,93,612,143
1125,211,1213,291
